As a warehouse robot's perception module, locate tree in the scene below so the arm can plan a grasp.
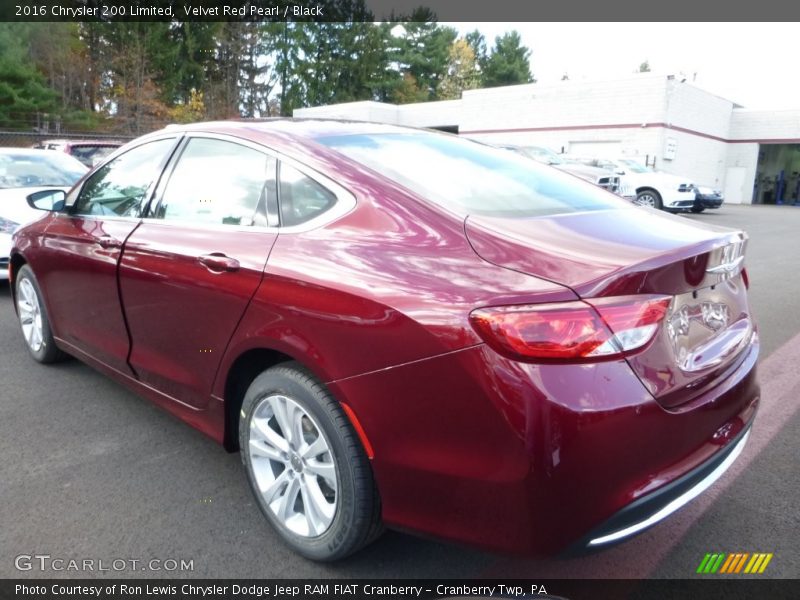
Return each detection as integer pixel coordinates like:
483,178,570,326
29,23,93,113
482,31,534,88
77,22,107,114
295,1,392,107
101,23,173,133
0,19,501,131
638,60,651,73
389,9,457,102
465,29,488,75
438,39,480,100
274,22,310,116
169,88,205,123
0,24,57,129
392,72,427,104
156,22,219,107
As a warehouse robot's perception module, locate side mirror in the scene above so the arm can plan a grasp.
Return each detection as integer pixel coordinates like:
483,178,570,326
27,189,66,212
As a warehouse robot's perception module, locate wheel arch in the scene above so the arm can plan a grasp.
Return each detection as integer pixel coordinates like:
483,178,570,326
221,347,295,452
635,186,662,196
8,252,27,302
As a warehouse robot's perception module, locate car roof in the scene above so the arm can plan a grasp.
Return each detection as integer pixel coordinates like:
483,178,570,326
158,118,419,140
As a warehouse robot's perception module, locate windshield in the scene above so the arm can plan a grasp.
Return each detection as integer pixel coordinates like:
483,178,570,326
318,133,627,218
0,152,87,188
617,159,651,173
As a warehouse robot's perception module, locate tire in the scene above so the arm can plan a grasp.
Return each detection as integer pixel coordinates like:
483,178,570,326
636,189,663,210
690,206,706,213
15,265,67,364
239,362,382,561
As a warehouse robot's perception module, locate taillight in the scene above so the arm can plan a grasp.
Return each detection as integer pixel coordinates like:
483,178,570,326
470,295,672,363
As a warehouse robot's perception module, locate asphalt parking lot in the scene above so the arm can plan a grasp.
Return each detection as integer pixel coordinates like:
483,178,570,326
0,205,798,580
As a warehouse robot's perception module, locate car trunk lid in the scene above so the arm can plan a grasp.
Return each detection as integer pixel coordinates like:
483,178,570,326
465,207,754,408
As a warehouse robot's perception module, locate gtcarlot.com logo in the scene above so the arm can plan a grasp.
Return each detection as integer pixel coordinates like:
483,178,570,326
696,552,773,574
14,554,194,572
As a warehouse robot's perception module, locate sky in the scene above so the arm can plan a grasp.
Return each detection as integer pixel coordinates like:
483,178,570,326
448,23,800,111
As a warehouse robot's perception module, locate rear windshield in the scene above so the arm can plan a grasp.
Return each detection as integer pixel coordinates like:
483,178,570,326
317,133,627,218
70,145,117,164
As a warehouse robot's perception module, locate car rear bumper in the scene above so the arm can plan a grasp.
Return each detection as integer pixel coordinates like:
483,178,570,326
567,417,752,554
331,336,760,555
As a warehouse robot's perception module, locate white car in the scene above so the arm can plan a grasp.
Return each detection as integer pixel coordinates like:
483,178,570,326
0,148,87,279
501,145,636,200
572,157,697,211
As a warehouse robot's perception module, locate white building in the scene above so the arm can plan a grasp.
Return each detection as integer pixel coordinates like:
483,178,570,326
295,73,800,205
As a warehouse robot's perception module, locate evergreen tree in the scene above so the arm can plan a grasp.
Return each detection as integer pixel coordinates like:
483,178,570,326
389,9,457,102
465,30,488,77
0,24,57,129
483,31,534,88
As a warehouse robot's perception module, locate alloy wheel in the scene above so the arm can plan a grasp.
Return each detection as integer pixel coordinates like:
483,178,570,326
17,278,44,353
637,192,658,207
248,394,338,537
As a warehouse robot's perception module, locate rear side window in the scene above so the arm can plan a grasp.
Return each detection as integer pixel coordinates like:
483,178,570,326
279,163,336,227
317,133,628,218
155,138,273,227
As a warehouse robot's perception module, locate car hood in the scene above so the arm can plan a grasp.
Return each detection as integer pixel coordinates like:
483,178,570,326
464,207,742,298
0,186,68,227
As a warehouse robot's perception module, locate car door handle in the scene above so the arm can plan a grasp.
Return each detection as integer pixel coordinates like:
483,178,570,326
96,236,122,249
198,253,240,273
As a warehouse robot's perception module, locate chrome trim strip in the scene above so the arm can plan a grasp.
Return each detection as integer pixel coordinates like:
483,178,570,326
706,255,745,275
588,430,750,546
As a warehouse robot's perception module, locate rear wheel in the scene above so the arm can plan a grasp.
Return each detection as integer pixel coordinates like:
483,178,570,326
239,363,382,561
15,265,66,364
636,189,663,210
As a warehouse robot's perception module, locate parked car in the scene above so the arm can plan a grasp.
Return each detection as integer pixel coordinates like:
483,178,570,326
10,121,758,561
572,157,698,211
34,139,123,167
0,148,87,279
692,185,725,213
501,145,636,200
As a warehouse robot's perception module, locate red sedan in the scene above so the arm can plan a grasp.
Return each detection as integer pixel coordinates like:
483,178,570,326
8,120,759,561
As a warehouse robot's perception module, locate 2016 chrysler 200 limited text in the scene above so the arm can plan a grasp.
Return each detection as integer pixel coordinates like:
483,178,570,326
9,120,759,561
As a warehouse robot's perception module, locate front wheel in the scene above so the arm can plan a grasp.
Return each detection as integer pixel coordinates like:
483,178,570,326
636,189,663,210
690,206,706,213
15,265,67,364
239,363,382,561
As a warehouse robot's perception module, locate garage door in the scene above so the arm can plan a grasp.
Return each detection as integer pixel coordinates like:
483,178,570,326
569,141,622,158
